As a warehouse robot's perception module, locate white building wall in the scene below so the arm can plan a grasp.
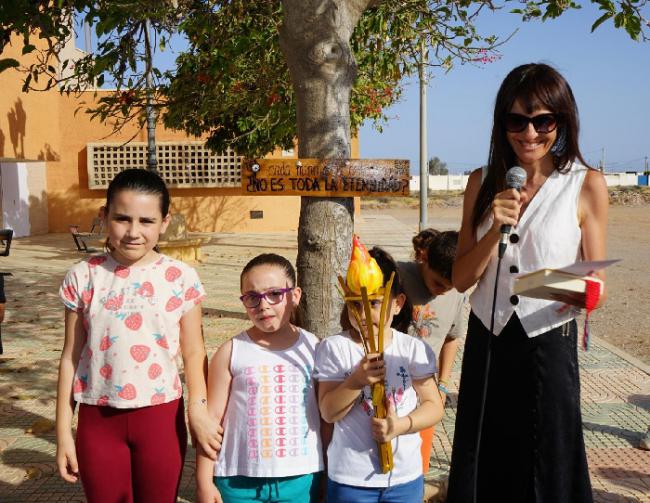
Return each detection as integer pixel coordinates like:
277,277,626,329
0,161,48,237
410,175,470,192
603,173,639,187
0,162,30,237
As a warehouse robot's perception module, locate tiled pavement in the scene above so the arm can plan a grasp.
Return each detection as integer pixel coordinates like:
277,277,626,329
0,212,648,502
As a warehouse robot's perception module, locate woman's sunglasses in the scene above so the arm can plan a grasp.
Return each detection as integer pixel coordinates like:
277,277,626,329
504,113,559,134
240,287,293,309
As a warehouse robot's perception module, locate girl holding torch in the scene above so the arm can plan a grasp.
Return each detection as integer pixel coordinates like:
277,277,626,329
314,242,443,502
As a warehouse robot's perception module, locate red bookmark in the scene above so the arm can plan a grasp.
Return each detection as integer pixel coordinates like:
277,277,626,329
582,279,601,351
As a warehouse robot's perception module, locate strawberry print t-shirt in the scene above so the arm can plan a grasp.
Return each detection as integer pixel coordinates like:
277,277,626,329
59,253,206,409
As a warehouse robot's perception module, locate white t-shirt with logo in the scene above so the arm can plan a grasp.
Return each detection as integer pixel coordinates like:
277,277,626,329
314,330,437,487
215,329,324,478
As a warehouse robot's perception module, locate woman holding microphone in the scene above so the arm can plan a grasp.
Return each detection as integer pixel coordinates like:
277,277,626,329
447,63,608,503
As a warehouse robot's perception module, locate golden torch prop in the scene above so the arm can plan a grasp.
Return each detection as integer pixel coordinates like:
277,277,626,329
336,235,394,473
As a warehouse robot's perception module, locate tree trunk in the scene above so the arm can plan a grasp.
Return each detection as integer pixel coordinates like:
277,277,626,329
279,0,371,337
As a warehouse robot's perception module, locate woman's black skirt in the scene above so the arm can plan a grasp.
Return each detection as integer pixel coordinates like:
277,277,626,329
446,312,593,503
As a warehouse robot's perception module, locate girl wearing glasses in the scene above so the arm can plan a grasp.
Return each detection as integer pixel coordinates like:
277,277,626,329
197,253,324,503
447,63,607,503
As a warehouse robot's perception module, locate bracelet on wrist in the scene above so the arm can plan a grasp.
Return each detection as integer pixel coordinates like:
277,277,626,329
405,415,414,434
438,383,450,395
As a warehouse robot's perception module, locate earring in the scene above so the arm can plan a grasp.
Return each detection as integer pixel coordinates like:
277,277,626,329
550,127,567,156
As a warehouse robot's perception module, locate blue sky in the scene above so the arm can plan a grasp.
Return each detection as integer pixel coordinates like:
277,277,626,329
359,4,650,173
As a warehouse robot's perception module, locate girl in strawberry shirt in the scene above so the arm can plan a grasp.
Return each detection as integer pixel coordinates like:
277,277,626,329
56,169,221,502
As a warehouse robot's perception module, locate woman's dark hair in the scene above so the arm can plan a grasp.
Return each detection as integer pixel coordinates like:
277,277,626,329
240,253,297,289
472,63,590,230
106,168,171,216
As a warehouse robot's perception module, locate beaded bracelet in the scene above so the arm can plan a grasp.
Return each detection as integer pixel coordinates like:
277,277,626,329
438,383,450,395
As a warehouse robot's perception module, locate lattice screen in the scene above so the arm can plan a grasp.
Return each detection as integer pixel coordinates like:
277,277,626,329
86,142,242,189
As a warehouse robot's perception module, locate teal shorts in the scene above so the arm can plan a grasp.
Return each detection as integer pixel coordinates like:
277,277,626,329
215,472,322,503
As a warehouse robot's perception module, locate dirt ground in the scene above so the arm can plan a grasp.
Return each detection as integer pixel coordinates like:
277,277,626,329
365,201,650,365
593,205,650,365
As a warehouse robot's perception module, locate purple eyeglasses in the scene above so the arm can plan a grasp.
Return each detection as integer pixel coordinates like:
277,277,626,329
239,287,293,309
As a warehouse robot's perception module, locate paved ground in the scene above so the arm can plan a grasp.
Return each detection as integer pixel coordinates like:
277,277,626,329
0,212,648,502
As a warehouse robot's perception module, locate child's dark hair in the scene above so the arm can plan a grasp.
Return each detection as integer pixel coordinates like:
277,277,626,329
368,246,412,333
416,229,458,282
412,228,440,257
106,168,170,216
240,253,297,289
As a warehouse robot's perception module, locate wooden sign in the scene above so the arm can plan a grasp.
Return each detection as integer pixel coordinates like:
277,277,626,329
241,159,410,197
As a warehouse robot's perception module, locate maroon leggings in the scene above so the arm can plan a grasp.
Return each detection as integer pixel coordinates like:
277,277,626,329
76,398,187,503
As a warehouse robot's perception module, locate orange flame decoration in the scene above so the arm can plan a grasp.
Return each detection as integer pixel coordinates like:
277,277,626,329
346,234,384,295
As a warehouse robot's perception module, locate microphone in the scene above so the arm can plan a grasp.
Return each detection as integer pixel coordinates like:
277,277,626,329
498,166,527,258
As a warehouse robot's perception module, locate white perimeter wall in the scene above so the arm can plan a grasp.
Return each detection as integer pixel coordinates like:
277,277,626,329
410,172,640,191
410,175,470,192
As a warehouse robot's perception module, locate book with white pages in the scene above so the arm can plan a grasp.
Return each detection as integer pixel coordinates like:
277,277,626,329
513,259,620,301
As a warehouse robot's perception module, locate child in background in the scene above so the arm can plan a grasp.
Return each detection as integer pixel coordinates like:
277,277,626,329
197,253,324,503
315,247,443,503
398,229,468,474
56,169,221,502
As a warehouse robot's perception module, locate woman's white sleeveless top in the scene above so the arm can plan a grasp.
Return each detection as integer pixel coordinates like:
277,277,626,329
470,162,588,337
215,329,324,477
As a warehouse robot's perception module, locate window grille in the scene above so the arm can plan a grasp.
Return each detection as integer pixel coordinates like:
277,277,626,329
86,142,242,189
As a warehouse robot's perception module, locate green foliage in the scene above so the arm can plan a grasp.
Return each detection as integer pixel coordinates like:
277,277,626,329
163,1,295,157
509,0,647,40
510,0,581,21
0,1,82,48
0,58,20,72
348,1,502,133
428,156,449,175
73,1,190,133
164,1,507,155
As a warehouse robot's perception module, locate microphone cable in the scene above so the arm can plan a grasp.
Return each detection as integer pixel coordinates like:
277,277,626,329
472,251,504,503
470,165,525,502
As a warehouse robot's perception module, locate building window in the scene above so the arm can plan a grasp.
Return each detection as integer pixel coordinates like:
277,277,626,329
86,142,242,189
